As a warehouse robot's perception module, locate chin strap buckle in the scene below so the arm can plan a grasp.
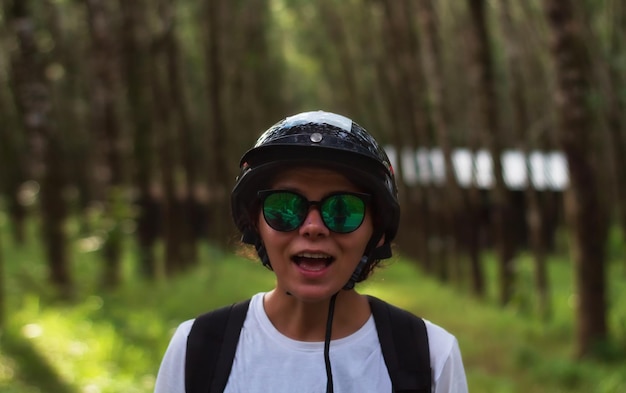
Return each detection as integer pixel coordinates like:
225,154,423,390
343,255,368,290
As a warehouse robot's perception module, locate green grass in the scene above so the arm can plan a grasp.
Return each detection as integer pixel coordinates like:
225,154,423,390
1,219,625,392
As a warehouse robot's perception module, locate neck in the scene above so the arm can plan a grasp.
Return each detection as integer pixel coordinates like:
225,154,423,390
263,289,370,342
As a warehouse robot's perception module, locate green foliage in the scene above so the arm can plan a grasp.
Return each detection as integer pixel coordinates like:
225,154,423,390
0,228,625,392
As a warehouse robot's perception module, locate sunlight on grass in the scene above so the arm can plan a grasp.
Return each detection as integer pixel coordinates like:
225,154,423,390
1,236,625,393
363,256,626,393
7,295,156,393
0,243,279,393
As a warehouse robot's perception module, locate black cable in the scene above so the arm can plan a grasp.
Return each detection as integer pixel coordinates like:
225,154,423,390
324,293,338,393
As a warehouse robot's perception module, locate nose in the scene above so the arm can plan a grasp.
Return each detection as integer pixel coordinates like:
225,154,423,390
299,207,330,237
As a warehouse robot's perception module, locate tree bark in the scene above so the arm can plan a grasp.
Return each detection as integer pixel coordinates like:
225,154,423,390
164,0,198,268
153,0,187,275
204,0,231,246
377,0,433,271
543,0,609,357
119,0,159,278
7,0,73,298
604,2,626,236
499,0,551,320
457,0,486,297
0,66,28,245
318,0,360,116
416,0,467,283
84,0,126,288
466,0,515,304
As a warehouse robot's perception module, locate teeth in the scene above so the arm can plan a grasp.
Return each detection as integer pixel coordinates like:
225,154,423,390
297,252,330,259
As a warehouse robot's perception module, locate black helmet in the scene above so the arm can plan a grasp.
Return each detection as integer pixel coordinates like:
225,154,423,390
231,111,400,278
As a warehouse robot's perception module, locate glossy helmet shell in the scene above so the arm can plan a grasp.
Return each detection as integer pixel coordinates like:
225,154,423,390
231,111,400,260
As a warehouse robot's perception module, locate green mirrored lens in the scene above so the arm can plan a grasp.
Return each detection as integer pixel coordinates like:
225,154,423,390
263,192,307,231
321,194,366,233
260,190,368,233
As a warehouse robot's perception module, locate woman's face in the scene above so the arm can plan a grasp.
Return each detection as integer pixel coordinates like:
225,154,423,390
257,167,375,302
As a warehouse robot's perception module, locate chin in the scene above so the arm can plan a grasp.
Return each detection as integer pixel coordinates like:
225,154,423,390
285,285,341,303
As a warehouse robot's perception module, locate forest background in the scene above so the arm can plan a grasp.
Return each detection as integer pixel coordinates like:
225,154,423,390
1,0,626,392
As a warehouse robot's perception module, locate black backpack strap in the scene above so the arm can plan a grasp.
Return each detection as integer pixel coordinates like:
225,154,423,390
185,299,251,393
368,296,432,393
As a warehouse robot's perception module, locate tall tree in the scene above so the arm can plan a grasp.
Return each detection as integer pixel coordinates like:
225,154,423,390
119,0,160,278
84,0,126,288
603,1,626,235
7,0,73,298
152,0,187,274
416,0,466,283
456,0,487,297
317,0,360,116
204,0,231,245
466,0,515,304
499,0,551,320
517,0,563,260
164,0,199,268
543,0,609,357
0,55,28,245
377,0,433,270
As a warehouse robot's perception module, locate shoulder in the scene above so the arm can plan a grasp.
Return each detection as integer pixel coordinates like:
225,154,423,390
423,319,467,391
422,319,458,364
367,297,467,390
367,296,458,359
170,293,264,346
153,319,195,393
189,293,264,334
162,319,195,358
178,318,195,335
154,295,262,393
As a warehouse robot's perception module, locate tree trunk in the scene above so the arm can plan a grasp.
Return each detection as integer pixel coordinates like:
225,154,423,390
450,4,486,297
84,0,126,288
204,0,231,246
543,0,609,358
466,0,515,304
119,0,159,278
318,0,360,116
8,0,73,298
604,2,626,236
415,0,466,283
499,0,551,320
377,0,432,271
153,0,187,275
164,0,198,268
0,70,28,245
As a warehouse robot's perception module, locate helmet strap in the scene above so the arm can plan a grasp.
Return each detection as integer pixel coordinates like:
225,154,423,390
242,229,273,270
343,230,384,290
254,239,273,270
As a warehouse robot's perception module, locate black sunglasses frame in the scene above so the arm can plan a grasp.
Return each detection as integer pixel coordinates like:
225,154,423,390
257,189,371,233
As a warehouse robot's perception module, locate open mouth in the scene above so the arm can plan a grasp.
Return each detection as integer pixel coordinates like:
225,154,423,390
292,252,335,272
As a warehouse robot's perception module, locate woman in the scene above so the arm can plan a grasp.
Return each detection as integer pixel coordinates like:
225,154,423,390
154,111,468,393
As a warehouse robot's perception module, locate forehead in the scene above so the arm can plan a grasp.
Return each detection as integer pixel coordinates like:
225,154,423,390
270,166,361,193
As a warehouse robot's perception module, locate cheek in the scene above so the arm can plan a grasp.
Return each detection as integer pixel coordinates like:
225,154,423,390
339,219,375,255
257,212,272,242
257,212,289,248
360,213,376,238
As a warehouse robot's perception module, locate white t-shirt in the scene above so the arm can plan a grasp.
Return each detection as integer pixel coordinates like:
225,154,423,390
154,293,468,393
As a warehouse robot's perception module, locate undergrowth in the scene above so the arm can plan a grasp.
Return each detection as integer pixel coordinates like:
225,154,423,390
0,217,625,392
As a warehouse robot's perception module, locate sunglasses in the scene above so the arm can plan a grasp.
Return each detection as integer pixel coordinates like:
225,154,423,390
258,190,371,233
